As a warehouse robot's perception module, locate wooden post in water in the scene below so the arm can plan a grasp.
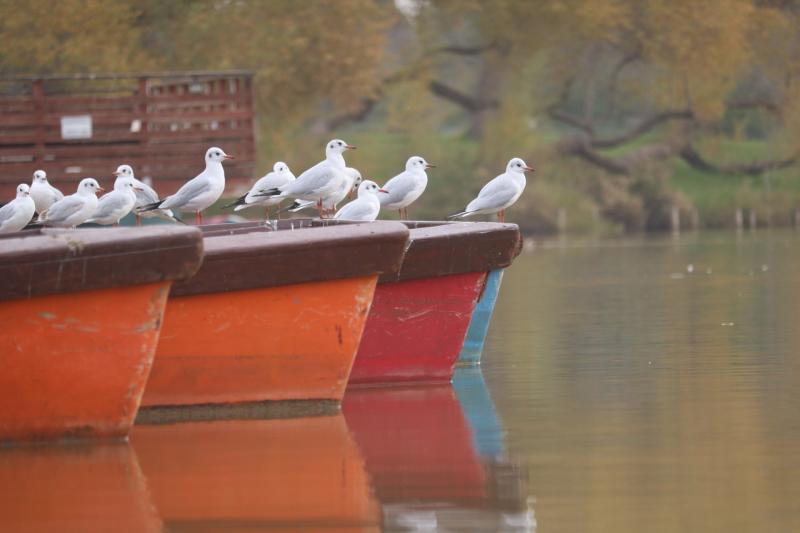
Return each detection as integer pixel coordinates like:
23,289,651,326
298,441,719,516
794,207,800,230
690,208,700,230
749,209,757,231
557,208,567,234
735,208,744,231
670,206,680,234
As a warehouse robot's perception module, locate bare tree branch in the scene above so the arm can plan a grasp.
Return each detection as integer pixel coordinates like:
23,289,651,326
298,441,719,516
591,110,694,149
428,80,499,112
428,41,498,56
679,145,797,176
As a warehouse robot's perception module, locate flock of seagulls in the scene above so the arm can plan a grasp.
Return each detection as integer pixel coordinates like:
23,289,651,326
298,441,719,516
0,139,534,233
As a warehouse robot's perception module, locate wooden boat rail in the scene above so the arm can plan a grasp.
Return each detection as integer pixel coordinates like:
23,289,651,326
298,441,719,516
0,226,203,301
171,221,410,297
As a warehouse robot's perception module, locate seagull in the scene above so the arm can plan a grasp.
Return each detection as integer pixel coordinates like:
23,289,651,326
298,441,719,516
30,170,64,214
334,180,388,221
38,178,104,228
448,157,534,222
379,156,435,220
223,161,295,219
86,178,140,225
0,184,36,233
140,147,233,224
282,167,362,217
112,164,175,225
256,139,355,218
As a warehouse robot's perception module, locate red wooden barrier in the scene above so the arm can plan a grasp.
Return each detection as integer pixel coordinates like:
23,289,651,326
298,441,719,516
0,71,256,197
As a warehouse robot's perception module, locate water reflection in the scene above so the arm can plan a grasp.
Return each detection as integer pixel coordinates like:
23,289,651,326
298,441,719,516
0,442,161,532
343,371,533,532
131,415,380,531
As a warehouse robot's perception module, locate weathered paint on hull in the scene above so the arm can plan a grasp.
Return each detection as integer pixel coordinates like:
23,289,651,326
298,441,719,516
349,272,486,385
131,415,380,531
141,276,377,408
342,385,486,504
458,268,504,365
0,282,170,442
0,443,161,532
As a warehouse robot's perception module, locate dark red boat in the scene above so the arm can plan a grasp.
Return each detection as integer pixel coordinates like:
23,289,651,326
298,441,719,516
349,221,521,385
0,226,203,442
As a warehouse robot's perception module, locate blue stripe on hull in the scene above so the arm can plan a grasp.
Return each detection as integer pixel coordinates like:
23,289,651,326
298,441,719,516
457,268,504,364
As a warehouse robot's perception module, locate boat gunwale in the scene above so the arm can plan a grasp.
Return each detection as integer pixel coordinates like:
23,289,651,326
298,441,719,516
0,226,203,301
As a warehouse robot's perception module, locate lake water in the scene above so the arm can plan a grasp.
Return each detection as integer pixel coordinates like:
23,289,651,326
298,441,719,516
1,230,799,532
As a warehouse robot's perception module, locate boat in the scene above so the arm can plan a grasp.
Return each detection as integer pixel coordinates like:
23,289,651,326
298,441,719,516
348,221,521,385
458,268,506,365
137,220,409,418
131,415,380,530
0,226,203,442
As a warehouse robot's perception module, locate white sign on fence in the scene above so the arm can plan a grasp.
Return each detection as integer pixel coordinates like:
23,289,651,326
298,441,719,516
60,115,93,140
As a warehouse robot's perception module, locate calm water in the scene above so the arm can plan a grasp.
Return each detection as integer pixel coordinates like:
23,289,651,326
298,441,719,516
2,230,799,532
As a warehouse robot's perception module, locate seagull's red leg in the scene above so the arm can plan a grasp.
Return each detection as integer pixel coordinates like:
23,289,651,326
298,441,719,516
398,209,402,219
317,200,323,218
135,214,141,227
405,208,409,220
196,211,201,225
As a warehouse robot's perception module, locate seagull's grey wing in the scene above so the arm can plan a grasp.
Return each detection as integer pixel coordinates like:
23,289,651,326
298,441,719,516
42,196,84,222
133,179,161,206
92,193,129,219
288,162,337,196
0,202,17,225
379,173,415,207
162,175,210,209
50,185,64,201
335,199,377,221
466,180,518,213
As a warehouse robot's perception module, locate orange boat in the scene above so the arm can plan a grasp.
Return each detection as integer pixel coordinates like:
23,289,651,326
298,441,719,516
0,227,203,442
138,220,408,417
131,415,381,531
0,442,161,532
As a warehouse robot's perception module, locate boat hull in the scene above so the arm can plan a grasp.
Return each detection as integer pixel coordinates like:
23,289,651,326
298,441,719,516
458,268,504,365
0,282,170,442
140,276,377,411
348,272,486,385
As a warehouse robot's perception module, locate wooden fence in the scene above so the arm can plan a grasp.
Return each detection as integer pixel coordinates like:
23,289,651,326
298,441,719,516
0,71,256,197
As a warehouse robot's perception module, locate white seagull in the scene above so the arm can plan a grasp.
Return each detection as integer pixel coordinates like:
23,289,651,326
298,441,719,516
379,156,435,220
38,178,104,228
334,180,388,221
113,164,175,224
30,170,64,214
0,184,36,233
256,139,355,218
141,147,233,224
86,178,140,225
223,161,295,219
283,167,362,217
448,157,534,222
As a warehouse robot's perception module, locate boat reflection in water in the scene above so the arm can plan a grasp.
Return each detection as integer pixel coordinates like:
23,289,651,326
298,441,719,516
131,414,380,532
342,367,534,532
0,443,161,532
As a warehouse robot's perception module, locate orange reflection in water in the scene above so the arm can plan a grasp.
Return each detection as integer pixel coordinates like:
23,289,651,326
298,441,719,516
131,414,380,532
0,442,161,532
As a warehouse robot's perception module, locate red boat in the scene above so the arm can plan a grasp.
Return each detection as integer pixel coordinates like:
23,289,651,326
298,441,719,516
138,220,408,419
0,227,203,442
349,221,521,385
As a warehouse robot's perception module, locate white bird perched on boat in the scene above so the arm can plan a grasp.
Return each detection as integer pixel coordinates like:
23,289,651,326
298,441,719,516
448,157,534,222
282,167,362,217
379,155,435,220
86,178,140,225
222,161,296,219
334,180,388,221
0,184,36,233
140,147,233,225
30,170,64,214
255,139,355,218
37,178,104,228
112,164,175,224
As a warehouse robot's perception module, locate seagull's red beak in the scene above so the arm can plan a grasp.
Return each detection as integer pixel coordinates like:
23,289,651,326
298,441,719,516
523,165,535,172
378,188,389,193
112,171,121,177
425,163,436,169
345,144,357,150
96,186,106,192
224,154,235,160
